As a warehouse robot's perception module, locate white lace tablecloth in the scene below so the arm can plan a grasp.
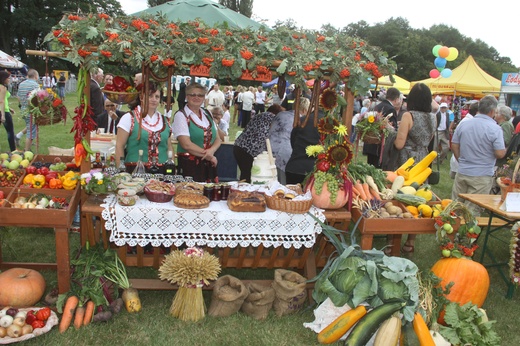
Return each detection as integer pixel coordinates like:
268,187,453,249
101,194,325,249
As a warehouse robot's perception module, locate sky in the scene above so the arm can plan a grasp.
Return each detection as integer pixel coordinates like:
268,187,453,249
120,0,520,68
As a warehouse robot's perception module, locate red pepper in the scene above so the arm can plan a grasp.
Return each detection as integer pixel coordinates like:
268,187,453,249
75,143,87,167
26,166,37,174
45,172,58,183
40,166,50,175
25,310,37,325
36,307,52,321
316,160,330,172
31,319,45,329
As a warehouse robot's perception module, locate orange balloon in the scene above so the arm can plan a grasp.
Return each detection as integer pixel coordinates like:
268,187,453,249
438,46,450,58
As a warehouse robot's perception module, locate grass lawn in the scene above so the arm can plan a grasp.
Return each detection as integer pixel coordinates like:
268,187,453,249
1,92,519,345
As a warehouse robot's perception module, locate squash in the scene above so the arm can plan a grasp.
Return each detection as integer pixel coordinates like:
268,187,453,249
310,182,349,209
317,305,367,344
407,151,437,179
431,257,490,323
394,193,426,207
391,176,405,194
406,205,419,217
373,315,401,346
415,186,433,201
440,199,452,209
412,312,435,346
0,268,46,307
417,204,433,218
404,168,432,186
396,157,414,173
398,186,416,195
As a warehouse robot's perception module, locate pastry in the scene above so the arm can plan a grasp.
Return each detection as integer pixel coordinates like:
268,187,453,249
175,182,204,195
284,192,296,200
274,189,285,198
227,190,266,212
174,193,210,209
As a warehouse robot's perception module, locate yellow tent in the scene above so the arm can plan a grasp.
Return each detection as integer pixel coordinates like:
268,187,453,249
410,55,501,97
377,75,411,94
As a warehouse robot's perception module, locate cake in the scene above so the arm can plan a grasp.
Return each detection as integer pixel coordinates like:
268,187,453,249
227,190,266,212
174,193,210,209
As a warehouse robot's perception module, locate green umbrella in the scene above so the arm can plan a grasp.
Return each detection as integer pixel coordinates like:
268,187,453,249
132,0,268,30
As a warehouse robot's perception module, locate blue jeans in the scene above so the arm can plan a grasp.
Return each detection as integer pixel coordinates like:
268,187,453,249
58,86,65,99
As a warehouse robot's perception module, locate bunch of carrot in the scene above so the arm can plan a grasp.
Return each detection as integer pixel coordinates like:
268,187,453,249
348,162,388,202
58,296,95,333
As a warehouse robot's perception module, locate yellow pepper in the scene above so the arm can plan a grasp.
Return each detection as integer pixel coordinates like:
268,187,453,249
23,173,35,185
32,174,46,189
60,171,79,190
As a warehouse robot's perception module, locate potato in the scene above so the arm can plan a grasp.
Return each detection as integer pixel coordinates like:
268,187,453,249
384,201,394,209
402,212,413,218
387,206,400,215
380,211,390,218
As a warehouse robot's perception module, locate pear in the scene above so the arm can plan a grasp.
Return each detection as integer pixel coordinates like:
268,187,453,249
24,151,34,161
19,159,30,168
10,154,23,163
7,160,19,170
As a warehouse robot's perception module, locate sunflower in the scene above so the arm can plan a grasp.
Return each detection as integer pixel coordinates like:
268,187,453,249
320,88,338,111
367,114,375,123
318,117,339,135
326,142,353,166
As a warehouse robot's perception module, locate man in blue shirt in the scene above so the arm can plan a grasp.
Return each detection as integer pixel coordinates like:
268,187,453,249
16,69,40,151
451,95,506,206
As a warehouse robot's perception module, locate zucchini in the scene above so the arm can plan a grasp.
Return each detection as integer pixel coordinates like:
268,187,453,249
317,305,367,344
373,315,401,346
394,193,427,207
343,301,406,346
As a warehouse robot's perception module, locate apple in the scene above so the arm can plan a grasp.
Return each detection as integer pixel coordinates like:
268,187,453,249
442,223,453,234
7,160,20,170
468,227,475,234
0,153,8,160
19,159,30,168
10,154,23,163
442,249,451,257
24,151,34,161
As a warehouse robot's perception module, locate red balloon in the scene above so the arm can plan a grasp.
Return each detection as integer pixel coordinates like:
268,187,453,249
430,69,441,78
438,46,450,59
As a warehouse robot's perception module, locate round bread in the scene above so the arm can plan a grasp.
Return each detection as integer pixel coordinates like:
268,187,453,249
174,193,210,209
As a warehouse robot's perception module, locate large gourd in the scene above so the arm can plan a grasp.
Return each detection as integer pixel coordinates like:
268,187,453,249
431,257,490,308
0,268,46,307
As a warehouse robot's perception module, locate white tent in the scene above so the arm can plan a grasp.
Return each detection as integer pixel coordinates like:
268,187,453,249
0,50,24,69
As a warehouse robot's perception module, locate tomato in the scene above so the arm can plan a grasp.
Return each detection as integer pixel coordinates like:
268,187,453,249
31,319,45,329
36,307,51,321
39,166,50,175
25,311,37,325
26,165,37,174
316,160,330,172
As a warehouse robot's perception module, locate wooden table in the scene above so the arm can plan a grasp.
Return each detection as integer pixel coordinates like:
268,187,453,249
0,186,80,294
81,195,350,299
459,194,520,298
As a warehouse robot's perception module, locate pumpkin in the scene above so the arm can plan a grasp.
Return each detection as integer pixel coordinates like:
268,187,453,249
310,182,349,209
0,268,46,307
431,257,489,315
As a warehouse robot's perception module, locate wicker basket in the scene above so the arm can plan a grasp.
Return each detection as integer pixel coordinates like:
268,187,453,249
265,185,312,214
34,110,63,126
361,131,381,144
103,90,139,105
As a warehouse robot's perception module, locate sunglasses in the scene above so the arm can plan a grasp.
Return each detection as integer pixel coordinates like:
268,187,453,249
187,93,205,98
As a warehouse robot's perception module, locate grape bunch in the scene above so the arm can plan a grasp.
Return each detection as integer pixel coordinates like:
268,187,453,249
32,161,52,169
313,171,340,203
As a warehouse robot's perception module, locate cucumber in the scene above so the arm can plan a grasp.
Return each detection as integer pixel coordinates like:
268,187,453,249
343,301,406,346
394,193,427,207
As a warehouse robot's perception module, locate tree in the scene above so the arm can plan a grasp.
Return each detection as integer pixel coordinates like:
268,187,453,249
0,0,124,71
147,0,169,7
219,0,253,18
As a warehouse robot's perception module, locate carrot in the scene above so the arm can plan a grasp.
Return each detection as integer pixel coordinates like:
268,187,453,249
362,182,371,201
369,187,382,200
59,295,79,333
352,186,361,198
354,180,367,200
83,301,95,326
74,305,86,330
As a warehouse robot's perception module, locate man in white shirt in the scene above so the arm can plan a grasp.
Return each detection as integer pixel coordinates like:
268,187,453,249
205,83,225,108
42,73,52,88
240,87,255,129
254,86,266,114
435,102,453,164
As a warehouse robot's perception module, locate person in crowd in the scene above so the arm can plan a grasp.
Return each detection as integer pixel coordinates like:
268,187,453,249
134,73,142,88
90,68,105,122
391,83,436,254
269,98,310,184
205,83,225,108
116,81,173,169
270,85,284,106
285,99,321,185
210,106,228,141
176,76,191,110
495,105,514,147
42,72,52,89
16,69,40,151
451,95,505,208
434,102,453,164
363,87,401,168
0,71,16,152
254,85,267,114
221,103,231,124
233,85,242,124
240,86,255,129
450,101,478,178
96,99,124,134
57,72,66,99
281,84,296,110
173,82,221,182
50,72,57,90
223,85,233,108
103,73,114,87
233,104,285,183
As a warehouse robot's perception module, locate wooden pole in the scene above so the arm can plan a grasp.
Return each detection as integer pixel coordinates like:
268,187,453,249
342,88,354,132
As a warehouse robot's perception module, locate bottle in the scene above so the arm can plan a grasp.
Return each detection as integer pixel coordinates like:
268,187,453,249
92,152,103,169
132,149,146,176
105,155,118,176
147,155,161,175
163,150,176,176
118,156,127,173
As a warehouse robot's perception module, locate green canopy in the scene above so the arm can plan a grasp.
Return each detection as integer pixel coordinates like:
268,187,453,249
132,0,268,30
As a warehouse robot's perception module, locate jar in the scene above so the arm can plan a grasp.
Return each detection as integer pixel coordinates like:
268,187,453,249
117,189,139,206
213,184,222,201
204,184,214,199
221,183,230,200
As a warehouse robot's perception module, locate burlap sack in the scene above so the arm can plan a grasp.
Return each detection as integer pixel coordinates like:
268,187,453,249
271,269,307,316
241,282,275,320
208,275,249,317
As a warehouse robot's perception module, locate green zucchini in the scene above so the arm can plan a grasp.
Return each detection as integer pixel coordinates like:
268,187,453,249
343,301,406,346
394,194,427,207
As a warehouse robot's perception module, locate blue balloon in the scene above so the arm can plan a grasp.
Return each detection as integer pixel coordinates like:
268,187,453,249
441,68,452,78
434,57,447,69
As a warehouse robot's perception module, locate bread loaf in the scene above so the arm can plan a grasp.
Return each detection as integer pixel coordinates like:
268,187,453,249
227,190,266,212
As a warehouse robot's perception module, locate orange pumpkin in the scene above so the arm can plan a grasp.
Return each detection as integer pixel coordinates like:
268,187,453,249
0,268,46,307
310,182,349,209
431,257,489,308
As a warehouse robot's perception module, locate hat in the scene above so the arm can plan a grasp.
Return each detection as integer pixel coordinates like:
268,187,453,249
186,76,191,80
440,102,448,108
